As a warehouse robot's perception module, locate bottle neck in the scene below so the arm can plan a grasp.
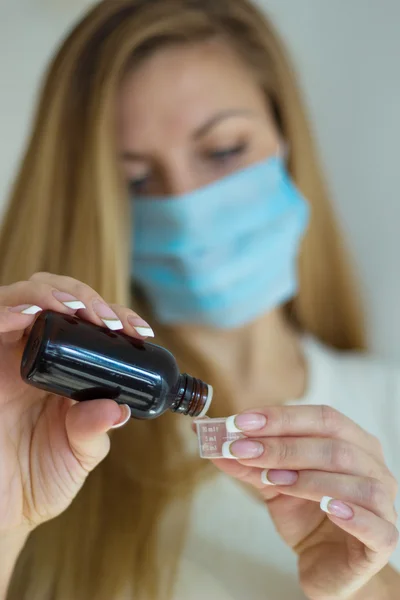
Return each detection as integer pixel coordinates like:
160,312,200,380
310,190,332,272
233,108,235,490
170,374,213,418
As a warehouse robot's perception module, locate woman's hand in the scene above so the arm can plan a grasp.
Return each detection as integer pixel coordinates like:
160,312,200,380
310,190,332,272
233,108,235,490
211,405,399,600
0,272,153,537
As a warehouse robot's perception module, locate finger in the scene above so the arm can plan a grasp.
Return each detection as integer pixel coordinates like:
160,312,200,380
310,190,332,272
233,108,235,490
320,497,399,560
0,305,43,337
108,304,154,339
0,280,87,314
209,458,281,501
254,470,397,522
226,405,382,458
65,400,131,472
0,280,89,343
222,436,389,480
29,273,120,329
29,273,154,338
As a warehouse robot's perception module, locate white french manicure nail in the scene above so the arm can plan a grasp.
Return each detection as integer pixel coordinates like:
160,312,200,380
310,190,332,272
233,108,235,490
93,300,124,331
101,319,124,331
320,496,333,513
110,405,131,429
62,301,86,310
21,305,43,315
221,441,237,459
225,414,241,433
261,470,276,485
134,326,155,338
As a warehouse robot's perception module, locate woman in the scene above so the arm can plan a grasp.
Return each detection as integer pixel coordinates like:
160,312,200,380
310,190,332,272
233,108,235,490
0,1,398,598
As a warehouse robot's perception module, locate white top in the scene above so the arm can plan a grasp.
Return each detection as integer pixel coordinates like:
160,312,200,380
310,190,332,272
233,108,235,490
164,337,400,600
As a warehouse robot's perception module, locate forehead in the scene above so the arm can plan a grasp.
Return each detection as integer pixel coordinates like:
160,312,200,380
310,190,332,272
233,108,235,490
117,40,266,141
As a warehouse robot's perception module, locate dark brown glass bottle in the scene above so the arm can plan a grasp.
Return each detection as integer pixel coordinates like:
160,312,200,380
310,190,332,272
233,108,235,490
21,310,213,420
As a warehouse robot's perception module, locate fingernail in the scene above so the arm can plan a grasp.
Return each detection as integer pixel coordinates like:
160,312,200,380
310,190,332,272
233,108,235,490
9,305,42,315
127,315,154,338
222,439,264,459
320,497,354,520
93,300,123,331
261,469,298,486
110,404,131,429
226,413,267,433
52,291,86,310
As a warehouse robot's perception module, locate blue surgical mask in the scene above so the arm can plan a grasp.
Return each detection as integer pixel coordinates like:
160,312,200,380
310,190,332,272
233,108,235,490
132,156,309,328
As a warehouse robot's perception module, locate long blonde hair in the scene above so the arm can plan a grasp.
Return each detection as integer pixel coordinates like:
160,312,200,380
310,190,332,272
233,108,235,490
3,1,365,598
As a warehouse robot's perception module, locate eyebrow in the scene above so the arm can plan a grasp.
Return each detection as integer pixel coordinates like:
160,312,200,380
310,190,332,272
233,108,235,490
192,109,256,139
122,150,147,161
121,109,256,161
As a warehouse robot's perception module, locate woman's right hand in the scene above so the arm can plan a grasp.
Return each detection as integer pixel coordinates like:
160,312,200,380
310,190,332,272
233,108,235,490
0,272,153,537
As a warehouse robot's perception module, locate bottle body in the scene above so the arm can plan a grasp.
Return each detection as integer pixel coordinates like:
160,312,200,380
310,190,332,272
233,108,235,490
21,311,212,419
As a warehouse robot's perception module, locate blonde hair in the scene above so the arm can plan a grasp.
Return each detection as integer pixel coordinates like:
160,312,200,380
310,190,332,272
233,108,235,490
2,1,365,598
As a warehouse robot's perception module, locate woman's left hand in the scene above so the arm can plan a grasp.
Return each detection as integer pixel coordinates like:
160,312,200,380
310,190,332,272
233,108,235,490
210,405,399,599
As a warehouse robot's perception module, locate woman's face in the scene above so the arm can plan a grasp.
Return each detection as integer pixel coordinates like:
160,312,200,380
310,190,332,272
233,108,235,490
118,39,280,197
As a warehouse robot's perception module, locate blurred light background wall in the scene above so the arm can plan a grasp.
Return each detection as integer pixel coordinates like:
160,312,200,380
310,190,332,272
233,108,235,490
1,0,399,358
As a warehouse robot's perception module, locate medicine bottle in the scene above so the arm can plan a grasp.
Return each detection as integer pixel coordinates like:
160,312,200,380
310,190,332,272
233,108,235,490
21,310,213,419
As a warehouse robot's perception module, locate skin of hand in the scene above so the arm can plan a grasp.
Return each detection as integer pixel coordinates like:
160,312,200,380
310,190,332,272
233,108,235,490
209,405,399,599
1,272,398,599
0,272,153,537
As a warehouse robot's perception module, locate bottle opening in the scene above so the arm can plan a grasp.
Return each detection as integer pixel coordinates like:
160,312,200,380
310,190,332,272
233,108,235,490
171,375,213,417
198,384,213,417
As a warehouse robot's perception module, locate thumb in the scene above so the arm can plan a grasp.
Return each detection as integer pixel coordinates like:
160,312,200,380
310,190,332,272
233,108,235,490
65,400,131,472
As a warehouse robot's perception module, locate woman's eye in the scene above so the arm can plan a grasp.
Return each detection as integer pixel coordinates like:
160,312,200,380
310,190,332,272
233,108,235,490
208,143,247,163
129,175,150,195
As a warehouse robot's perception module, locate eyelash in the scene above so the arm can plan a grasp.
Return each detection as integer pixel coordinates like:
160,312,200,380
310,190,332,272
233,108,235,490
129,176,149,195
207,143,247,163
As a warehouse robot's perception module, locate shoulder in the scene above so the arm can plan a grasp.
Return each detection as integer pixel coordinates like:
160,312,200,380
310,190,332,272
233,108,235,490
301,337,400,450
304,336,400,411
